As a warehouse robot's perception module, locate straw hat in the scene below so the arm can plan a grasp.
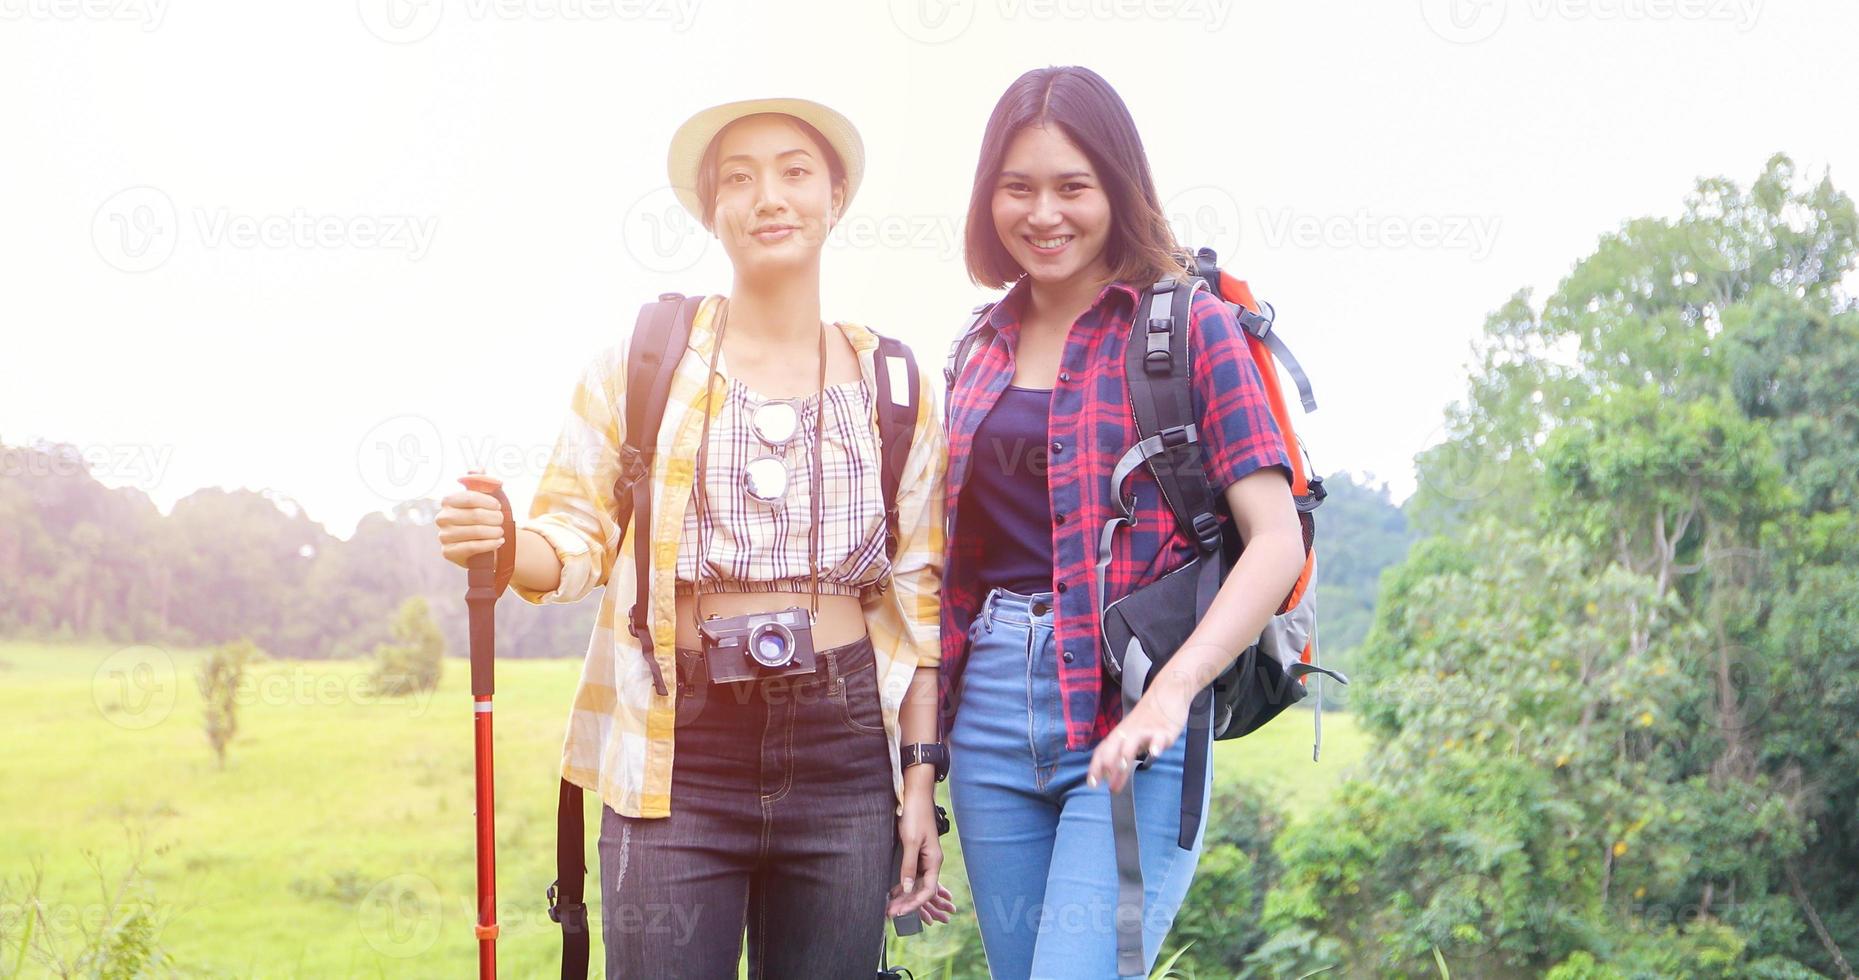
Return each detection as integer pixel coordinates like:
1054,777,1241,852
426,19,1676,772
666,97,865,225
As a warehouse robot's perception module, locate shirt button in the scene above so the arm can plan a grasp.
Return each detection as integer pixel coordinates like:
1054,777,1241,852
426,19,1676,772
1059,372,1070,382
1051,441,1063,454
1056,581,1068,593
1055,512,1066,524
1062,649,1075,663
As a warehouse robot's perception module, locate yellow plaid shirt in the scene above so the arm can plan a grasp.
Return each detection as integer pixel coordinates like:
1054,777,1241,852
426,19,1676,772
515,295,947,818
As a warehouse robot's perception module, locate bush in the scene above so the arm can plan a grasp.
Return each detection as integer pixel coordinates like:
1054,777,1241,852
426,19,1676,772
369,596,443,697
1165,779,1288,977
197,638,258,769
0,834,177,978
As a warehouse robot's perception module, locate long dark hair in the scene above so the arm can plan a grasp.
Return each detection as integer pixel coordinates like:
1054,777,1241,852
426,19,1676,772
964,66,1184,290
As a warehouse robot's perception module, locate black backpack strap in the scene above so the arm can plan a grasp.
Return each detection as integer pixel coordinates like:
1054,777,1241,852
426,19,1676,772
621,292,701,698
943,302,998,402
1127,276,1223,557
1137,277,1226,850
1109,275,1235,971
871,334,919,561
553,292,697,980
549,778,590,979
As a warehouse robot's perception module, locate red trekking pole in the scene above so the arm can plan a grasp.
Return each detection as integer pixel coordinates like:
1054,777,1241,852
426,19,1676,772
460,473,516,980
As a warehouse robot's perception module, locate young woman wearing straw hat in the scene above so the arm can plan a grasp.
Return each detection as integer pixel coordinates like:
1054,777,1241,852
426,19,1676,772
437,97,953,978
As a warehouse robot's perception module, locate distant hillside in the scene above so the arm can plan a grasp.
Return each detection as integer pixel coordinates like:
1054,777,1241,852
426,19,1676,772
0,440,596,659
1307,471,1414,707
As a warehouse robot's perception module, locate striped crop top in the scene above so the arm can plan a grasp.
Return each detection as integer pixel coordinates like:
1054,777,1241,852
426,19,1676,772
676,366,891,598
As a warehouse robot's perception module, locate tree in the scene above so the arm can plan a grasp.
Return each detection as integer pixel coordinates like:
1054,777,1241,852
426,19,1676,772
1257,154,1859,978
369,596,444,697
197,639,258,769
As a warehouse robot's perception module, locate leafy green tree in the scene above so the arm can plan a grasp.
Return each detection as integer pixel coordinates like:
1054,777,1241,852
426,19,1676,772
197,638,259,769
1259,154,1859,978
369,596,443,697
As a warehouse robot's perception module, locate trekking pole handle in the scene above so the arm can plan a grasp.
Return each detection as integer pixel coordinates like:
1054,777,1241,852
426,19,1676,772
460,472,514,699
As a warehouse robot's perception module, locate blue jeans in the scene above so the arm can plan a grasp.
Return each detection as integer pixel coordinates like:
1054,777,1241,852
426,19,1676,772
948,587,1212,979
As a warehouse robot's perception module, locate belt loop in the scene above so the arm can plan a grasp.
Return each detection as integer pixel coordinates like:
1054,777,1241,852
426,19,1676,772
824,648,843,687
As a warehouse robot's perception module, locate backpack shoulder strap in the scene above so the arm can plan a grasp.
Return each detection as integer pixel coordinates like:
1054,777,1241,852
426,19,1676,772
1110,275,1229,977
870,333,919,560
617,291,701,697
1124,276,1223,554
620,292,700,486
943,301,998,400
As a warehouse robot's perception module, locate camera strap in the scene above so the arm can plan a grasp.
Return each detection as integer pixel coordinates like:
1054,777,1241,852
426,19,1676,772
691,299,828,630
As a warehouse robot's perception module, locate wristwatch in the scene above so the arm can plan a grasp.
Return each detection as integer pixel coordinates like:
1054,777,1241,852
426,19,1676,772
900,742,949,782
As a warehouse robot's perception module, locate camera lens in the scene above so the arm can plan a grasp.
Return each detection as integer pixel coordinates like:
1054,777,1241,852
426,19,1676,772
748,623,793,668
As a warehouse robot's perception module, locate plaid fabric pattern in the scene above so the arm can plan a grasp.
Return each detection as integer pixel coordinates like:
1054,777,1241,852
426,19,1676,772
516,295,947,818
942,278,1291,749
675,375,890,597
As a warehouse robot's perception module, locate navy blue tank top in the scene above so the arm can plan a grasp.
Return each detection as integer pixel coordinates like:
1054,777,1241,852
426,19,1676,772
961,385,1056,596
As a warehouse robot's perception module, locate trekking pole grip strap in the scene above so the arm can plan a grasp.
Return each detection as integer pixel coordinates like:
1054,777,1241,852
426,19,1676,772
460,474,518,596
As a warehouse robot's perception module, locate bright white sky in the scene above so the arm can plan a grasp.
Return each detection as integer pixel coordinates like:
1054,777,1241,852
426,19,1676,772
4,0,1855,538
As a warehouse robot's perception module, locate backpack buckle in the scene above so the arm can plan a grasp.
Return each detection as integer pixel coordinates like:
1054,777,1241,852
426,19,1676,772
1145,318,1174,375
1191,512,1222,553
1236,301,1277,340
616,446,652,494
546,880,588,930
1158,424,1197,450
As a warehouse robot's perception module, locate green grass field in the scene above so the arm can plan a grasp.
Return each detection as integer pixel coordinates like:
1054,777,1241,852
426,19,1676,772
0,640,1370,978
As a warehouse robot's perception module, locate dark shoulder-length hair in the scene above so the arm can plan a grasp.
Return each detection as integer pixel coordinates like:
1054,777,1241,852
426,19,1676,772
965,66,1186,290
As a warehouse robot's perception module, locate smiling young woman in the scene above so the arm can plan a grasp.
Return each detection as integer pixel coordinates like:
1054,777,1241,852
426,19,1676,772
940,67,1308,978
435,97,954,978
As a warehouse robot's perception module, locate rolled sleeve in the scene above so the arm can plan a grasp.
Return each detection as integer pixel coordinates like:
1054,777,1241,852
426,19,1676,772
513,516,598,605
1188,290,1292,491
512,343,626,606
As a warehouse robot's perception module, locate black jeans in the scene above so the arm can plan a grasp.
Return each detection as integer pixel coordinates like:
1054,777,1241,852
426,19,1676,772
598,635,895,980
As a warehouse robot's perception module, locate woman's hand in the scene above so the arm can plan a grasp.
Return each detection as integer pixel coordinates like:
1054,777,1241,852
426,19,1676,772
436,476,508,569
887,792,944,920
917,884,957,925
1087,675,1194,795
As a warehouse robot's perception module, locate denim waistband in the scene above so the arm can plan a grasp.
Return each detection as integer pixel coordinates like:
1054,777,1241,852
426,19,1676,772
674,634,874,691
977,586,1057,628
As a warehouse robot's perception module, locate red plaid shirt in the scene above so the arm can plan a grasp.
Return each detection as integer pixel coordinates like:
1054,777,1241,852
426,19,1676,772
941,277,1292,748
